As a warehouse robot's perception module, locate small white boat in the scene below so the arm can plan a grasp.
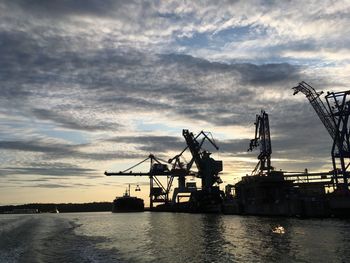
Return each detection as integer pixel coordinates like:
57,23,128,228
50,207,59,213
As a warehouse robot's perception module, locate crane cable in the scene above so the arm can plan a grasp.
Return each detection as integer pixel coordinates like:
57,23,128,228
121,156,151,173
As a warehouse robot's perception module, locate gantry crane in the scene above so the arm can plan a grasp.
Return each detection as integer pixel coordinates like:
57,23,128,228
177,129,224,211
293,81,350,191
248,110,273,175
105,154,187,208
181,129,223,190
105,129,224,211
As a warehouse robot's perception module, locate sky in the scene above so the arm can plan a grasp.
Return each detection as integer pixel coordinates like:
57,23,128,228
1,0,350,205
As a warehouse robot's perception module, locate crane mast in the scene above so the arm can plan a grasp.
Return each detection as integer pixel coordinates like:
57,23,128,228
182,129,223,191
248,110,273,175
180,129,224,212
293,81,350,191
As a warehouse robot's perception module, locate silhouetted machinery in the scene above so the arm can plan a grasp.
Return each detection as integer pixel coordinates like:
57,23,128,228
176,129,223,212
181,129,223,190
105,129,224,212
293,81,350,191
105,154,186,208
248,110,273,175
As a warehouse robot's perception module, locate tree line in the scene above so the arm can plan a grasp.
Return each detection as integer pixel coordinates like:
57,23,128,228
0,202,112,213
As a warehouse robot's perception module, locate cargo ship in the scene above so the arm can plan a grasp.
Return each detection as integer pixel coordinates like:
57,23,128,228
112,185,144,212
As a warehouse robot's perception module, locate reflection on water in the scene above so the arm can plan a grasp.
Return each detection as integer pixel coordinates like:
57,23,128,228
200,214,230,262
1,212,350,262
226,217,294,262
146,213,229,262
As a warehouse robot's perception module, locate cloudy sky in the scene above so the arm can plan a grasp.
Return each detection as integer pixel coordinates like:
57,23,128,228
1,0,350,205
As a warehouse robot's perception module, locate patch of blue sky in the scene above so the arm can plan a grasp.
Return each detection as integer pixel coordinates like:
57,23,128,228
42,128,89,144
213,25,263,43
0,120,35,140
280,56,332,67
176,31,209,48
0,117,88,144
175,24,267,50
223,49,331,66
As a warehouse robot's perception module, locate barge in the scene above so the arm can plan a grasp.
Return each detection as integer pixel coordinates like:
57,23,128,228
112,185,144,213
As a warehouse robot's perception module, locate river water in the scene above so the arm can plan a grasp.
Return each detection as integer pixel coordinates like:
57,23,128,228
1,212,350,262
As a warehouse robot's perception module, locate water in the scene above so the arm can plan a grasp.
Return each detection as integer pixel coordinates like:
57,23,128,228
1,212,350,263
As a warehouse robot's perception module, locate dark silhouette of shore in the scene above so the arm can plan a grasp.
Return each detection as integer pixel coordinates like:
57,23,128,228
0,202,112,213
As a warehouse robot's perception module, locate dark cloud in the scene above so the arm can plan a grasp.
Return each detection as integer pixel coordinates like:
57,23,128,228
159,54,302,85
109,134,250,156
0,20,305,132
32,108,121,131
0,30,331,174
29,183,71,188
235,63,301,85
0,140,59,153
0,140,144,161
2,25,301,131
0,166,95,177
28,183,92,188
111,135,185,153
217,139,250,154
6,0,124,18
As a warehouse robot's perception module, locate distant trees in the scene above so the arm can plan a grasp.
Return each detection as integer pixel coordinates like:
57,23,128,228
0,202,112,213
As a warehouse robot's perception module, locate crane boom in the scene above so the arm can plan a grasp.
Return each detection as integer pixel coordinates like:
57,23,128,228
182,129,222,191
105,154,175,208
293,81,350,190
292,81,336,140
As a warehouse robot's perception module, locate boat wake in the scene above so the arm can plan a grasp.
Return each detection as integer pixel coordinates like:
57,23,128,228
0,214,122,263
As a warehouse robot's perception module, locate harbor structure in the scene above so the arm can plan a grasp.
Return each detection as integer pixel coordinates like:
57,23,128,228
105,82,350,217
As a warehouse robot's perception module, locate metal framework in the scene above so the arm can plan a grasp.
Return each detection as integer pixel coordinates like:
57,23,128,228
248,110,273,175
292,81,336,140
105,129,223,209
284,170,333,187
181,129,223,191
325,91,350,189
293,81,350,191
105,154,185,208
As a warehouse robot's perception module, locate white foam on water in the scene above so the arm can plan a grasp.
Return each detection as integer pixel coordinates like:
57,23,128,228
0,214,120,263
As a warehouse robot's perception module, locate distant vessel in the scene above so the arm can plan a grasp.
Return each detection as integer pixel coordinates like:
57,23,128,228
112,185,144,212
50,207,59,213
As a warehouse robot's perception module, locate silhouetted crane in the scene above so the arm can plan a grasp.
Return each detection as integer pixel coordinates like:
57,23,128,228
293,81,350,191
105,154,186,208
248,110,273,175
105,129,224,211
182,129,223,190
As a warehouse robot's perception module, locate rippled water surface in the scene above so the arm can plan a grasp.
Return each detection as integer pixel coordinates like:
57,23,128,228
1,212,350,262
